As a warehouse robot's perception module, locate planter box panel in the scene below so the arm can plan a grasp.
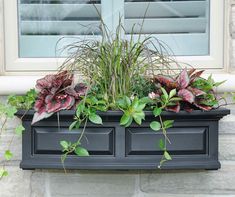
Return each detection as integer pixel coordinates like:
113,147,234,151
17,109,230,170
126,126,207,156
33,126,115,155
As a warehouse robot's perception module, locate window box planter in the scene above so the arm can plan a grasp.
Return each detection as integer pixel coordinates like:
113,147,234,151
16,108,230,170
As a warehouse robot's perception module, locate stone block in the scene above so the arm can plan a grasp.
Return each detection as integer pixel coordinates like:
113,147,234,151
139,163,235,195
48,171,137,196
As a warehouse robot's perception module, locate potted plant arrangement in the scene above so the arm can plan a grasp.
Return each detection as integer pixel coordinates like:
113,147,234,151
0,24,230,176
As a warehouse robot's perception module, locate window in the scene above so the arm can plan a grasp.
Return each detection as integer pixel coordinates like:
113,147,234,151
124,0,209,56
3,0,224,72
19,0,101,58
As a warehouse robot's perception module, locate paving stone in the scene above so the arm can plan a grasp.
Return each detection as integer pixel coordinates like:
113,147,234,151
139,163,235,195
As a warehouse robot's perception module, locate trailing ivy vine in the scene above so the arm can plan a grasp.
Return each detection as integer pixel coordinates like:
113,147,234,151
0,89,37,179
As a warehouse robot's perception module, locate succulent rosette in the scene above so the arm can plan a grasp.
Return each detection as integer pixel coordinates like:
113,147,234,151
152,68,219,112
32,71,87,124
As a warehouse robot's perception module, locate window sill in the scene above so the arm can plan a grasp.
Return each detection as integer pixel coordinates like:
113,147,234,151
0,73,234,95
0,75,43,95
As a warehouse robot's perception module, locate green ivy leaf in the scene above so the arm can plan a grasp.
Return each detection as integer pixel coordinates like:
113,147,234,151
5,106,17,118
69,121,78,131
60,141,69,150
89,113,103,125
163,120,174,129
120,113,131,126
15,124,25,135
4,150,13,160
74,147,89,156
0,169,8,178
76,104,84,117
150,121,161,131
158,139,165,150
164,151,172,160
153,107,162,117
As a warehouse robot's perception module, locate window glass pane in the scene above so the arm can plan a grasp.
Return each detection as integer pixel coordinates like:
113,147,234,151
124,0,210,56
18,0,101,58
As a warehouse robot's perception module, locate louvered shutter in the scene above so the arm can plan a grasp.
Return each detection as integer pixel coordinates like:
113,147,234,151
124,0,209,56
19,0,101,57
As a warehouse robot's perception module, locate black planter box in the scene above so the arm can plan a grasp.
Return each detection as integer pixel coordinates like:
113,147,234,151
16,108,230,170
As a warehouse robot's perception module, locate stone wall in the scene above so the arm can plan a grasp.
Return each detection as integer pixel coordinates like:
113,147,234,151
1,2,235,197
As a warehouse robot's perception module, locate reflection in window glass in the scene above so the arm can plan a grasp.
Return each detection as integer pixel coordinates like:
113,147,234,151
18,0,101,57
124,0,210,56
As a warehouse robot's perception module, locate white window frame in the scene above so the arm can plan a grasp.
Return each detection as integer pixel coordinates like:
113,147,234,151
3,0,224,72
0,0,234,95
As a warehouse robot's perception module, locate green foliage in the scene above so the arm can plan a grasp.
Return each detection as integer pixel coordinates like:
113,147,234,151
158,139,165,150
69,95,107,131
75,147,89,157
15,125,25,135
117,96,150,127
0,169,8,178
62,95,108,163
150,121,161,131
132,76,156,98
8,89,37,110
148,87,177,168
61,20,176,107
4,150,13,161
192,75,225,93
159,88,180,108
0,90,32,179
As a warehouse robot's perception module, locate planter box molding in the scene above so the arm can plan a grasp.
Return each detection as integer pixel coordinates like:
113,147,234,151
16,109,230,170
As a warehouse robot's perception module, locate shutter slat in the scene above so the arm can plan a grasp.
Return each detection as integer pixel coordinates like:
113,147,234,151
21,21,101,35
125,1,206,18
20,4,101,20
125,18,206,34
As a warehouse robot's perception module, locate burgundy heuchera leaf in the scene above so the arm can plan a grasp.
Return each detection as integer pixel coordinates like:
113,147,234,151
194,103,212,111
190,70,204,82
177,68,189,89
166,104,180,113
32,71,87,124
178,89,195,103
187,87,206,96
154,75,178,89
